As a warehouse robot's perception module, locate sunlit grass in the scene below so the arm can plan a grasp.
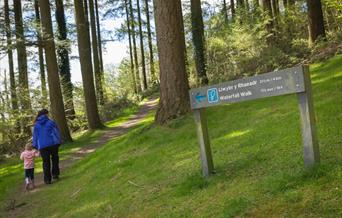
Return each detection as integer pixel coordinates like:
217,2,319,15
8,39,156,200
224,130,251,139
0,103,141,210
1,55,341,217
0,130,105,211
105,106,139,128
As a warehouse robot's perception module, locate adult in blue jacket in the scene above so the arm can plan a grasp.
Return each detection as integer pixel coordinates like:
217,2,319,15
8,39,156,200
33,109,61,184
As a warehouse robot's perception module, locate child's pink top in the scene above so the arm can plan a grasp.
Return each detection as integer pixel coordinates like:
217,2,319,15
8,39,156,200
20,150,39,169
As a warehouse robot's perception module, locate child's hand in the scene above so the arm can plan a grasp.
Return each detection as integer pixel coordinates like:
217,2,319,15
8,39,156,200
20,152,24,160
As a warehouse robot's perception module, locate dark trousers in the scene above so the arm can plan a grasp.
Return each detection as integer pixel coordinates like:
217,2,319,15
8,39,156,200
40,145,60,183
24,168,35,180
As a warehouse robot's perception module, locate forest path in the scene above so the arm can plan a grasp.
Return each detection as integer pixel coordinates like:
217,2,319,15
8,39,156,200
61,97,158,169
5,98,158,217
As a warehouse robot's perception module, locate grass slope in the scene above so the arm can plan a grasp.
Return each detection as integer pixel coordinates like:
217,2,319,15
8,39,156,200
2,56,342,217
0,130,104,209
0,101,142,207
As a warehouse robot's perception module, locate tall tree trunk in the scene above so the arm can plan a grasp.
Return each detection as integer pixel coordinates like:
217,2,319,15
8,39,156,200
94,0,106,101
144,0,156,84
125,0,138,93
223,0,229,23
14,0,31,110
262,0,274,42
230,0,236,19
38,0,72,142
307,0,326,45
34,0,48,108
14,0,32,135
0,89,6,125
136,0,148,90
73,0,103,129
0,87,5,129
83,0,91,48
84,0,103,100
4,0,18,111
129,0,141,92
271,0,279,28
153,0,190,124
191,0,208,86
4,70,10,107
55,0,76,118
271,0,279,18
89,0,104,105
94,0,104,73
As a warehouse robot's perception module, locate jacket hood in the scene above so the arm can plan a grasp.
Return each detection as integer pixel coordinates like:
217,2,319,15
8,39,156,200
36,115,49,125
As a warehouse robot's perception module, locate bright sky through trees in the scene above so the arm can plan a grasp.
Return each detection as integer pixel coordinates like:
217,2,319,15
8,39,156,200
0,0,219,85
0,18,126,84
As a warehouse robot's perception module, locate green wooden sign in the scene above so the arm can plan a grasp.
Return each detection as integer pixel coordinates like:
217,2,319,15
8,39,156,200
190,66,319,177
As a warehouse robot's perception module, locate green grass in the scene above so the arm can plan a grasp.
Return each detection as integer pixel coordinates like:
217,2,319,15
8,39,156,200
0,104,143,213
1,55,342,217
0,130,105,210
105,104,140,128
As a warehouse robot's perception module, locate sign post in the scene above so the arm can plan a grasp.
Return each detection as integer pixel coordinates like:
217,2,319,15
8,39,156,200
194,108,214,177
189,65,319,177
297,66,320,167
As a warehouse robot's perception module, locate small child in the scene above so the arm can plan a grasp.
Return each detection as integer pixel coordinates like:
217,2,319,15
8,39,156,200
20,144,40,191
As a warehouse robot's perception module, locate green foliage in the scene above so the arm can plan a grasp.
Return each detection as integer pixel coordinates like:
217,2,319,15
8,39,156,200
0,84,44,154
204,7,308,84
2,56,341,217
105,60,136,99
184,2,342,87
97,61,140,122
70,80,140,131
0,99,142,213
99,98,139,123
106,58,159,102
323,0,342,21
310,30,342,61
0,129,105,211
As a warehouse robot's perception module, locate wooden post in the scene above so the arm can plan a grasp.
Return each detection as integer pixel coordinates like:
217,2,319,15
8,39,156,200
297,66,320,167
194,108,214,177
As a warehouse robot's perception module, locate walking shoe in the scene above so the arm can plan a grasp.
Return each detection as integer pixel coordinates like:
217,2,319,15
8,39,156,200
25,178,30,191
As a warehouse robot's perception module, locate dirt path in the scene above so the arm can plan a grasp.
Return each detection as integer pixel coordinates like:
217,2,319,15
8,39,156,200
63,98,158,168
4,98,158,217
